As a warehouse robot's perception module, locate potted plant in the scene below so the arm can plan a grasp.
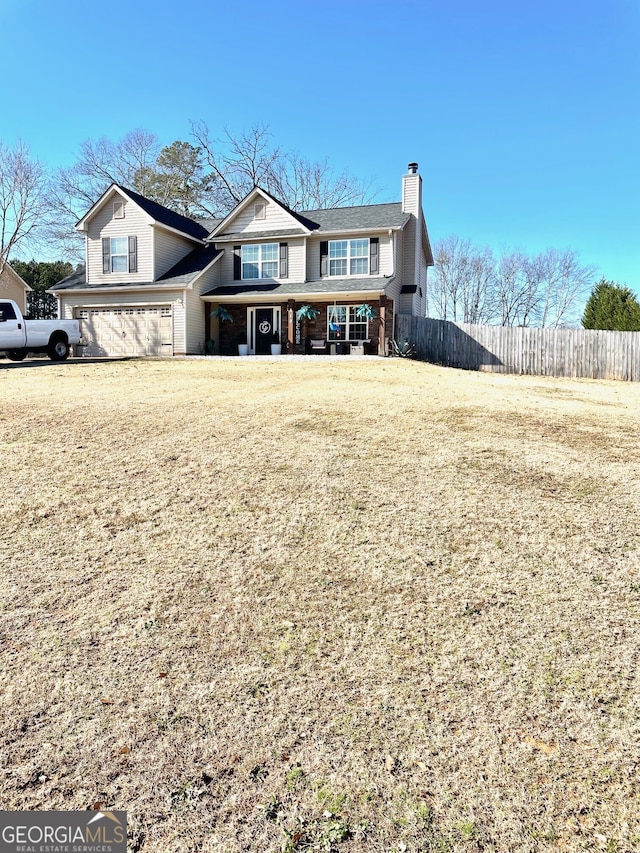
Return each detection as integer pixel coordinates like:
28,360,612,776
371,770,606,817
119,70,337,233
271,330,282,356
209,305,237,355
355,303,378,322
296,304,320,353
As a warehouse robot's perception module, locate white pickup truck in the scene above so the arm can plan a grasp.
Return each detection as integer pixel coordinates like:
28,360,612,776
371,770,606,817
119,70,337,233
0,299,81,362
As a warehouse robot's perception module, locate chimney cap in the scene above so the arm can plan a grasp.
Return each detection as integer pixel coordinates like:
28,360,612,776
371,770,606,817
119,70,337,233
407,162,419,174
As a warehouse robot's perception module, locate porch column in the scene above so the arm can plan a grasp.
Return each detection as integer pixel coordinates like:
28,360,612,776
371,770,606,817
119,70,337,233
287,299,295,355
203,301,210,344
378,295,387,356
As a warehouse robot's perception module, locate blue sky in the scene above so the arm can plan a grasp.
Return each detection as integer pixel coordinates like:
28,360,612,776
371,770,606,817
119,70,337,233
1,0,638,295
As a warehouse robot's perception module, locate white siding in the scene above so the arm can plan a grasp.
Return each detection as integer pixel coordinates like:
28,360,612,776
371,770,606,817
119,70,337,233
86,200,153,285
402,172,421,218
59,290,186,354
224,197,301,235
154,228,197,278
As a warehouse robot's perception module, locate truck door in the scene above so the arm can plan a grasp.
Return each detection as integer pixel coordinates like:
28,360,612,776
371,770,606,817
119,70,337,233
0,302,26,349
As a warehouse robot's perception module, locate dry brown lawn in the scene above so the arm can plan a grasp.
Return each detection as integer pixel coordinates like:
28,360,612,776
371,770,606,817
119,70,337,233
1,356,639,853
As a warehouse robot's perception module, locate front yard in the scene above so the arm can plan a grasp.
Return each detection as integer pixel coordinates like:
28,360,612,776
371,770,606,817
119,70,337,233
1,357,639,851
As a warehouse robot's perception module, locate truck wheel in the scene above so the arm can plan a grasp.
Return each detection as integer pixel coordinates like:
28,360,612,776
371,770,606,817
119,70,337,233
6,350,27,361
48,337,70,361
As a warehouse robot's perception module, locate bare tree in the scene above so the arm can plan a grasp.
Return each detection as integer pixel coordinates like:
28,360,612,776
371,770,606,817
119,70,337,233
534,248,596,327
0,140,51,275
48,124,376,257
191,122,283,215
431,237,595,328
191,121,376,214
496,248,539,326
430,236,497,323
48,129,162,257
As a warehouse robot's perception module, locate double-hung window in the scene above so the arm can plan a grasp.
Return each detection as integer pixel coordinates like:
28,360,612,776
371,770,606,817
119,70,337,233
329,238,369,276
327,306,369,341
242,243,279,279
102,236,137,274
110,237,128,273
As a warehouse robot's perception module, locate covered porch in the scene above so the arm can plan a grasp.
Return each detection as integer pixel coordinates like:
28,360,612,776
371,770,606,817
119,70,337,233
203,293,394,357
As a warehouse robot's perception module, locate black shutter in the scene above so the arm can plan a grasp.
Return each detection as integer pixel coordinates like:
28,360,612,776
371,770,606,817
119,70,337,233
128,236,137,273
102,238,110,273
369,237,379,275
320,241,328,277
279,243,288,279
233,246,241,280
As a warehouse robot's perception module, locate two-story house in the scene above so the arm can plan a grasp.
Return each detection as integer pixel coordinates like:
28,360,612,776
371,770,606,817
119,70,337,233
50,162,432,357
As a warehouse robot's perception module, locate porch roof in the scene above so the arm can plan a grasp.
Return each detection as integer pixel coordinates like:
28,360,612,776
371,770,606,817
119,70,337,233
202,276,390,301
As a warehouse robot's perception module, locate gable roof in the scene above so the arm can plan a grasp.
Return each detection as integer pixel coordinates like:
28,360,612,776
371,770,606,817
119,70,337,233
1,263,32,292
75,184,209,242
207,186,318,241
119,186,209,240
206,192,411,243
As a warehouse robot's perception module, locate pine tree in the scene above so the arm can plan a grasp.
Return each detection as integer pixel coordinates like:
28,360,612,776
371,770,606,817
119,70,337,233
581,279,640,331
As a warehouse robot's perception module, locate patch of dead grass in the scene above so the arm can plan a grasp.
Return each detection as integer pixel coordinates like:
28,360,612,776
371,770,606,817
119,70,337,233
1,358,640,851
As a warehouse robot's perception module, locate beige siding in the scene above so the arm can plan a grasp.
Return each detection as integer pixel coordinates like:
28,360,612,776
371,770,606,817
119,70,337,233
87,200,153,285
417,248,427,317
401,216,417,296
59,289,186,354
394,229,404,293
0,267,29,313
307,237,321,281
184,262,223,353
224,197,301,235
185,286,206,353
154,228,197,278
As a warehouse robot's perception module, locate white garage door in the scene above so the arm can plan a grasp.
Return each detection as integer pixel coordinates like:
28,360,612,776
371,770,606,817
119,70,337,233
76,306,173,357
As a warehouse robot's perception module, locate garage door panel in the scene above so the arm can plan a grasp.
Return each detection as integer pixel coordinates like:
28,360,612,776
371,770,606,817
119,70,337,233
76,306,173,357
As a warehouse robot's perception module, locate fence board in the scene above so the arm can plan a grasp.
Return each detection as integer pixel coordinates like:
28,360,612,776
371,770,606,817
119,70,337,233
394,315,640,382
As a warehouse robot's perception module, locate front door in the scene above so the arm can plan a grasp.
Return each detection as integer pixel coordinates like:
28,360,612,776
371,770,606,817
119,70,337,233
255,307,273,355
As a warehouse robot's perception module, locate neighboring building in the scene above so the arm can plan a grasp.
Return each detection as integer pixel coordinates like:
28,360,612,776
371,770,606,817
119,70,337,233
0,263,32,314
50,163,433,357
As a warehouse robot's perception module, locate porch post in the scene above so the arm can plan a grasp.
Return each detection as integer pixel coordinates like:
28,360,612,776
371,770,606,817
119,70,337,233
287,299,295,355
378,295,387,356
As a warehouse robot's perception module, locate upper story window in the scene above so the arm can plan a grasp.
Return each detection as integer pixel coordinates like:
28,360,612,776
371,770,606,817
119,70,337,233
329,238,369,276
113,199,125,219
242,243,278,279
102,236,137,274
254,201,266,220
110,237,128,272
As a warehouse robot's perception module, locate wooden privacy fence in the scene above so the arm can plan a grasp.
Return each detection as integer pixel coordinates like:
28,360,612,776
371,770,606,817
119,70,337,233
395,315,640,381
